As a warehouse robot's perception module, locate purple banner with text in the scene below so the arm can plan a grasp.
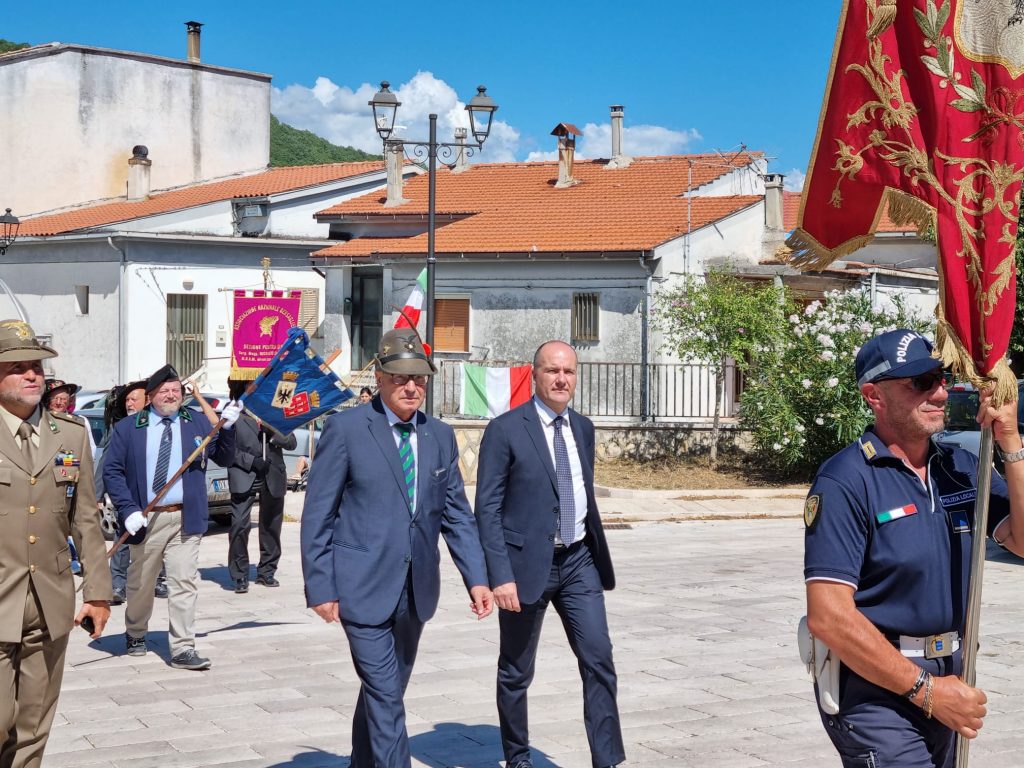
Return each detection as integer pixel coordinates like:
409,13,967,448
231,289,302,380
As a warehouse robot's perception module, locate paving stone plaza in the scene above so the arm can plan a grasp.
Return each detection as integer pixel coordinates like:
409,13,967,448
51,492,1024,767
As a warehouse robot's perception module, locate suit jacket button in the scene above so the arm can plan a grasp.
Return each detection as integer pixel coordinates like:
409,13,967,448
28,535,36,544
404,555,412,563
30,477,37,485
29,564,36,573
548,534,555,541
29,505,36,514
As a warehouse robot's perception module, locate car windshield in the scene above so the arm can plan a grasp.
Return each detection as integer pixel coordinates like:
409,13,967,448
945,389,980,432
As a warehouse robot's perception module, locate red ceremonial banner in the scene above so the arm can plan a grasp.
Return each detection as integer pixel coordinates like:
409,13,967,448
231,289,302,380
789,0,1024,400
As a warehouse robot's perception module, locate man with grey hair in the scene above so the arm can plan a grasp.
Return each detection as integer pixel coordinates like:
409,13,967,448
301,328,492,768
0,319,111,767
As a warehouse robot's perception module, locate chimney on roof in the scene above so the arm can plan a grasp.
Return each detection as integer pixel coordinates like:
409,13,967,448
384,140,409,207
551,123,583,188
605,105,632,170
452,127,470,174
127,145,152,201
764,173,785,231
186,21,203,63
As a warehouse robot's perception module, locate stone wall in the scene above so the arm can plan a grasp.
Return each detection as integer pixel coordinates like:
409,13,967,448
453,420,746,484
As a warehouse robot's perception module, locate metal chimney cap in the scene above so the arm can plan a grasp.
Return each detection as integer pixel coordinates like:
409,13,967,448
131,145,149,159
185,21,204,31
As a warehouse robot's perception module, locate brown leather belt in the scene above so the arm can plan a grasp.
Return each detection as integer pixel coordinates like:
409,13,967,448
151,504,183,512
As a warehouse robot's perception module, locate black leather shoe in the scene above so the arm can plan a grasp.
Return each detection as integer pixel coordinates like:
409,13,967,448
508,760,533,768
154,581,169,598
170,649,212,670
110,588,126,606
255,575,280,588
234,579,249,594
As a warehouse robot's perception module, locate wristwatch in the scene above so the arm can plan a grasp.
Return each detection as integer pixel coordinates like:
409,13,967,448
997,444,1024,463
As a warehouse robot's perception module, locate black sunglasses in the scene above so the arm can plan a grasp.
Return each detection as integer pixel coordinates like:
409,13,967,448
906,370,953,392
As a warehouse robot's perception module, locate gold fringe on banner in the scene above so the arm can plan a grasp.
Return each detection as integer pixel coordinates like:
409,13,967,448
935,315,1018,407
884,188,935,235
785,228,874,270
866,0,897,40
228,365,262,382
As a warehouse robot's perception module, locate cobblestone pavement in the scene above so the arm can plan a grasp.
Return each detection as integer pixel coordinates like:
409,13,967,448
50,493,1024,767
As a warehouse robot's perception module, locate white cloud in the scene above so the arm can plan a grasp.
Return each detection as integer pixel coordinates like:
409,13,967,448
272,71,519,160
784,168,806,192
577,122,702,158
525,150,558,162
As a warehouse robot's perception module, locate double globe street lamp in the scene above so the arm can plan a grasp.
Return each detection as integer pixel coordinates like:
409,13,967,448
369,81,498,413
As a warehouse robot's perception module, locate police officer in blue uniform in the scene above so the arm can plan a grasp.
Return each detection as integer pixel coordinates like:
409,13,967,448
804,329,1024,767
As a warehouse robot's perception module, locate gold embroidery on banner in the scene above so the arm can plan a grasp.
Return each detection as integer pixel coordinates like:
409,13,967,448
828,0,1024,368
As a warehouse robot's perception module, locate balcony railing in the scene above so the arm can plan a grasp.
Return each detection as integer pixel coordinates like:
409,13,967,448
438,359,740,422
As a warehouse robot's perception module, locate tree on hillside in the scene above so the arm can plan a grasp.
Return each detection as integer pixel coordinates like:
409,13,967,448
270,116,379,166
0,39,31,54
652,267,789,465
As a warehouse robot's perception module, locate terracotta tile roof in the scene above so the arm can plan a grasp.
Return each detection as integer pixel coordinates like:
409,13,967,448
19,162,385,237
783,191,917,234
313,154,763,258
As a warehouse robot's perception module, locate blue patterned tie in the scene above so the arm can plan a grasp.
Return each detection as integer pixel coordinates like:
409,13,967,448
395,422,415,509
152,417,173,494
553,416,577,545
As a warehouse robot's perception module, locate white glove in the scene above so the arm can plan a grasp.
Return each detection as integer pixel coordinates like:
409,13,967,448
124,511,148,535
221,400,243,430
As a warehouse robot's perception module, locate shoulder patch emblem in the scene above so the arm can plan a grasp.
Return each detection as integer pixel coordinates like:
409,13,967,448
804,494,822,530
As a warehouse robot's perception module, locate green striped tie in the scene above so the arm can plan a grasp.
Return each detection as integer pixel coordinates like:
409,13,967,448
395,422,415,508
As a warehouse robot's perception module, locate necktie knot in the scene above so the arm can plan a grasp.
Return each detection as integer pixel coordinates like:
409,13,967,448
17,421,33,442
553,415,564,430
395,422,413,438
161,417,172,426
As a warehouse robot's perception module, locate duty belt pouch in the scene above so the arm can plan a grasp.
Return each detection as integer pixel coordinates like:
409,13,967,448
798,615,840,715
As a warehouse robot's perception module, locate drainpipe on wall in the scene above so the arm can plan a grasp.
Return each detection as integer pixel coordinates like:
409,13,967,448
108,236,126,381
639,252,654,422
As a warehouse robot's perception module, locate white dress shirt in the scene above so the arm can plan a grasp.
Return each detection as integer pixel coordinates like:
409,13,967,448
533,397,587,544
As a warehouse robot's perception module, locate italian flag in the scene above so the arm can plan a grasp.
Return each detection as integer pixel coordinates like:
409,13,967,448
395,268,428,329
461,363,532,418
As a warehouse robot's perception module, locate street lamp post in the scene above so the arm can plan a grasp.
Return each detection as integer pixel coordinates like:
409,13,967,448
0,209,20,256
369,81,498,414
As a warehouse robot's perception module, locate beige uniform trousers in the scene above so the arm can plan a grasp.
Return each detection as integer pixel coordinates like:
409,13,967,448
0,584,69,768
124,510,201,657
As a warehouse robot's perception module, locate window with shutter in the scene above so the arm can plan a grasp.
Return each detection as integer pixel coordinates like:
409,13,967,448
289,287,321,338
434,298,470,352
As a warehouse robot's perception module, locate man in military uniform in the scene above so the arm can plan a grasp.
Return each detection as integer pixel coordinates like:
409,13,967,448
805,329,1024,767
0,319,111,768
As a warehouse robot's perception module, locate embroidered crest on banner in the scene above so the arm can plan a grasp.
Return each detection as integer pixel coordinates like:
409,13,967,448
956,0,1024,76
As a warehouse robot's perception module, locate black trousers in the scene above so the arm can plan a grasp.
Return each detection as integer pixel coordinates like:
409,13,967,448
227,486,284,582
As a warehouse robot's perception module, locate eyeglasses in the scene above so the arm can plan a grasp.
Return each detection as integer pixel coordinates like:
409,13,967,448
906,370,953,392
387,374,428,387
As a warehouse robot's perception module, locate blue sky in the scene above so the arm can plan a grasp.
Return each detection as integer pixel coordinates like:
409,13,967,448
8,1,843,190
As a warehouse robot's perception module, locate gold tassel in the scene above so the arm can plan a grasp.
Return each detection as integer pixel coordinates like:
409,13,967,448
867,0,897,40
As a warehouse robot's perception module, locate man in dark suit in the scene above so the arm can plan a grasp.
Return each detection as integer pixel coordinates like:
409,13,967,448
226,378,297,593
103,364,239,670
301,329,492,768
475,340,624,768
